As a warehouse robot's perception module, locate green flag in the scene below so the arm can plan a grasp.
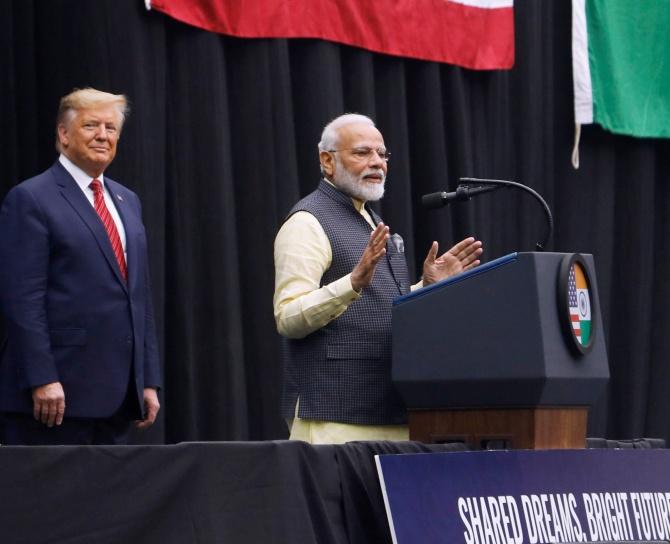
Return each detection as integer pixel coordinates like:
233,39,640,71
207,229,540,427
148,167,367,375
572,0,670,138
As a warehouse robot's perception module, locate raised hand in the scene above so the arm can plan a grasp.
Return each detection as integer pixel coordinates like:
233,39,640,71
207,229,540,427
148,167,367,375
422,237,483,286
351,222,390,292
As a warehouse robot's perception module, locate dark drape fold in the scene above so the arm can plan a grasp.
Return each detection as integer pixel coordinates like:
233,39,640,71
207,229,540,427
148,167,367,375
162,25,249,441
1,0,669,444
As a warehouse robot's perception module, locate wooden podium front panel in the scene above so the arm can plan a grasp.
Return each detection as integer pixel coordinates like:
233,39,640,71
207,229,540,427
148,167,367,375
408,407,588,450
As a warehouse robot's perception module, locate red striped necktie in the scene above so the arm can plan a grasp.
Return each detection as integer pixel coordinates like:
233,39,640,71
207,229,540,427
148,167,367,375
89,179,127,282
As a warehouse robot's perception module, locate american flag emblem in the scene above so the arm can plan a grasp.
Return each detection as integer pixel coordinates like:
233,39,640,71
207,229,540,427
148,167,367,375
568,265,581,342
568,262,592,346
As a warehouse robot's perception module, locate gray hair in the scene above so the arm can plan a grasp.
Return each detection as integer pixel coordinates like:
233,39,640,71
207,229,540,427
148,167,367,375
317,113,376,152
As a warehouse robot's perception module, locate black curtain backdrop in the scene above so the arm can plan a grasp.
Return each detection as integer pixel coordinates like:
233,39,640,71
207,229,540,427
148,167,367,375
1,0,668,444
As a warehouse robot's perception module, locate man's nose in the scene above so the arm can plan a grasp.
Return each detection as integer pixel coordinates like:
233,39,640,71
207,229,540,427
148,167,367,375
368,150,384,167
94,124,108,139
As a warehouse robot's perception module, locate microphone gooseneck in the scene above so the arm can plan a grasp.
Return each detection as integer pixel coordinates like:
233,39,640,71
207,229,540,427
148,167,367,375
421,177,554,251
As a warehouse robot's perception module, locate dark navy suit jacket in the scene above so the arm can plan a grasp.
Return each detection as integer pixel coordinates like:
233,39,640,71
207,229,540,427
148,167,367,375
0,161,161,419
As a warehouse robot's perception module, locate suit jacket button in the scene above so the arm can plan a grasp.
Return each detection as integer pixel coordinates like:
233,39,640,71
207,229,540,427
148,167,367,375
126,336,133,345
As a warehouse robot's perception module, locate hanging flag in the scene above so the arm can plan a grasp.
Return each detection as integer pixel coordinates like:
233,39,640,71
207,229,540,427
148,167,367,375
572,0,670,138
146,0,514,70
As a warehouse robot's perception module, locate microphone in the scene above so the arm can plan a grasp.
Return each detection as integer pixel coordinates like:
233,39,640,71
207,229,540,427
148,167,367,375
421,185,500,209
421,177,554,251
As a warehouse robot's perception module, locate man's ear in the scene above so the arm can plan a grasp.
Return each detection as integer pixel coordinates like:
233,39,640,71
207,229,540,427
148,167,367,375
319,150,335,179
57,124,69,149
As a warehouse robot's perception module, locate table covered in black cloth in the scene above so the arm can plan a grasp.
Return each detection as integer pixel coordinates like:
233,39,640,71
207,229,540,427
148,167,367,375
0,440,465,543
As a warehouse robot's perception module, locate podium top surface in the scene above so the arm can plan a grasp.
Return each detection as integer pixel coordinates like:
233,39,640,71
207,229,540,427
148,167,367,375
393,252,518,306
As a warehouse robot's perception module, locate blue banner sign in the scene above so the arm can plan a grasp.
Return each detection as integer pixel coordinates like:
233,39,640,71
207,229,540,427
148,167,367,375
375,449,670,544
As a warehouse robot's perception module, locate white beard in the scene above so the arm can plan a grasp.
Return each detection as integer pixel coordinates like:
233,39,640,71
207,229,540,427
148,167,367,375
332,158,386,202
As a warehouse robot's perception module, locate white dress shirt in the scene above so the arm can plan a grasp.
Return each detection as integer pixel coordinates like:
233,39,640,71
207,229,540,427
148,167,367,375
59,154,127,258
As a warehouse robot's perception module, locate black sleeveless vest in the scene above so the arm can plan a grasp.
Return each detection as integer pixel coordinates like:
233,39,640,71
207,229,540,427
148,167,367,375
281,180,411,425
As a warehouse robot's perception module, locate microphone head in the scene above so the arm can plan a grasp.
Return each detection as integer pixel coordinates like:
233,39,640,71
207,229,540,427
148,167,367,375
421,192,447,209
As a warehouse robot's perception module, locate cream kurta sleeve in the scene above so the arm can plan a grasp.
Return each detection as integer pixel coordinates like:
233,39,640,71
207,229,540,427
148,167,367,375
273,211,361,339
274,202,422,340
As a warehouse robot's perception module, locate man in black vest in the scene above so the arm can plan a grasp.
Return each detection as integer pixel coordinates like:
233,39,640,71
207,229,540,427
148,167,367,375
273,114,482,443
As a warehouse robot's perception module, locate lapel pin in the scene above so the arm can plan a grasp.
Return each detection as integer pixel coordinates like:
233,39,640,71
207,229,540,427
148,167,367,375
116,194,123,201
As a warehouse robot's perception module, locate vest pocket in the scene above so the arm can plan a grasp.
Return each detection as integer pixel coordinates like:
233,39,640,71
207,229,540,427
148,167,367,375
326,342,385,360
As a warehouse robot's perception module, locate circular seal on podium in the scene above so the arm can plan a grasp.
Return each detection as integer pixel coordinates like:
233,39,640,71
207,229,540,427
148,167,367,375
558,253,596,355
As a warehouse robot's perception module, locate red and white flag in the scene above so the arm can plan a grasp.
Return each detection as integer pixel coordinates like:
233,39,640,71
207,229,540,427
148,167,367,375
147,0,514,70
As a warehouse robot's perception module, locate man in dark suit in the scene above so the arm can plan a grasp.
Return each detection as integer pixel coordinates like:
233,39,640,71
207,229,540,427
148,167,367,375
0,88,161,445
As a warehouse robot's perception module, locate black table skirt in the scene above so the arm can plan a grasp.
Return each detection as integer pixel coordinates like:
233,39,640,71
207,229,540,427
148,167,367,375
0,440,465,544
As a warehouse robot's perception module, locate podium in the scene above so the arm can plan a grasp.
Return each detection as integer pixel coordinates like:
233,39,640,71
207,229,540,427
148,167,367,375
392,252,609,449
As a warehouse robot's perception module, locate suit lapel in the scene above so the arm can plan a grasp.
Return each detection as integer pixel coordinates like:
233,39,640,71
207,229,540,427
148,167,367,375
51,162,129,292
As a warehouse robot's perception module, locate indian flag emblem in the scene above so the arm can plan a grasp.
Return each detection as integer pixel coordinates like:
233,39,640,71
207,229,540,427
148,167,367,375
568,263,591,345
